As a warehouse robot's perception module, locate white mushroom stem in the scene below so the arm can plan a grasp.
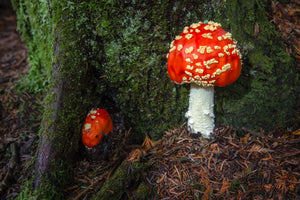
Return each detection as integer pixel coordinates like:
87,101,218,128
185,83,214,138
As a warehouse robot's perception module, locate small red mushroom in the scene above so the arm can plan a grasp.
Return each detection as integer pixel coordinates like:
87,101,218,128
82,108,113,148
167,21,242,138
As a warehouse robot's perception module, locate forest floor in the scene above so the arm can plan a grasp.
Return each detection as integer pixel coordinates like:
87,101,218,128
1,2,300,200
0,4,43,200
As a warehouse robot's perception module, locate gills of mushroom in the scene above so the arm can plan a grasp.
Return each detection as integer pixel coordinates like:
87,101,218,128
167,21,242,138
82,108,113,148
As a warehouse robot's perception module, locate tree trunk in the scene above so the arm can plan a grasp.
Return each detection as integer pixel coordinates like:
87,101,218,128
33,28,90,198
34,32,75,189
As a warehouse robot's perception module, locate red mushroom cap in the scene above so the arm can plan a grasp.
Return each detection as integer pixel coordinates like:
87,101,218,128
82,108,113,148
167,21,242,87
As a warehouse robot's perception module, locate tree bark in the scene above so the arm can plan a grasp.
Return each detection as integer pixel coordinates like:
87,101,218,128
33,20,90,198
34,34,73,189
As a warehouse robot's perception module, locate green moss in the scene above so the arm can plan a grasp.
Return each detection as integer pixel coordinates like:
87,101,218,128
134,182,153,200
94,161,145,200
230,179,241,191
12,0,53,94
214,0,300,131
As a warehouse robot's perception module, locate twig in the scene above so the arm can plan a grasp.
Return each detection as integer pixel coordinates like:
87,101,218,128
73,174,105,200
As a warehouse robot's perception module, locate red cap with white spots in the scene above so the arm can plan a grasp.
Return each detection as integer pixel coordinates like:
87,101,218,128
167,21,241,87
82,108,113,148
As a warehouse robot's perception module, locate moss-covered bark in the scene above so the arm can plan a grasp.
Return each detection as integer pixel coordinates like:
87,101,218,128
214,0,299,131
94,161,147,200
33,27,89,197
12,0,106,198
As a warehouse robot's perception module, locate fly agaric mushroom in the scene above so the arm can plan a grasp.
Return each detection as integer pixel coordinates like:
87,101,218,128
82,108,113,148
167,21,242,138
